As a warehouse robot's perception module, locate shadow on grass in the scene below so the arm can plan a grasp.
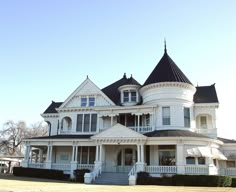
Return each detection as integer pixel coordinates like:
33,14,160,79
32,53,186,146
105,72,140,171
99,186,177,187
0,174,73,184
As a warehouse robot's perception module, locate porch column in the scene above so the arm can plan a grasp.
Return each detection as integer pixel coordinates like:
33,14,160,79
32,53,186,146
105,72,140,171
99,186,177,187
176,143,185,174
39,149,43,163
95,145,99,161
111,116,113,127
140,144,144,162
45,145,52,169
99,144,103,161
22,145,31,167
136,144,145,172
71,145,78,179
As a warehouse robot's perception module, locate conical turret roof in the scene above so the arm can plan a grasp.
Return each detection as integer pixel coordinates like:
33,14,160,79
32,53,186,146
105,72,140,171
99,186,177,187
143,45,192,86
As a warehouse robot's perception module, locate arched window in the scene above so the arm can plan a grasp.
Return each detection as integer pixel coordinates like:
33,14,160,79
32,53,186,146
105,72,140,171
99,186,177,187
61,116,72,130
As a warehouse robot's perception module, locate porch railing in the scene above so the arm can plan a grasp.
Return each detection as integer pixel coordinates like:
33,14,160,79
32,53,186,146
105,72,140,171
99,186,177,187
145,166,177,174
128,126,152,133
185,165,208,175
51,163,71,172
128,163,137,176
28,163,45,169
77,164,94,171
220,168,236,176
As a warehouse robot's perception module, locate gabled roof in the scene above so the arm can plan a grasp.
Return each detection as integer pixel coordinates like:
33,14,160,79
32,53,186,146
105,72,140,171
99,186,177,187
218,137,236,144
43,101,63,114
92,123,146,139
143,48,192,86
194,84,219,103
102,74,141,105
144,129,209,138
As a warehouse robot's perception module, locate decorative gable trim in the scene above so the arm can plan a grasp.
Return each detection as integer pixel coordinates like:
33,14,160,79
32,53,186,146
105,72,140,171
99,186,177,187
91,123,147,143
60,77,115,108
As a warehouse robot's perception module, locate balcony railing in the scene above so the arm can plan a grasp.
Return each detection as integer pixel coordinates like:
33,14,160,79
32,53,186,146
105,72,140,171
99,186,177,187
77,164,94,171
128,126,152,133
195,128,217,135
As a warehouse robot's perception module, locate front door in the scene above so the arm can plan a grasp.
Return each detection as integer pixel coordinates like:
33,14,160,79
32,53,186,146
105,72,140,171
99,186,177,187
116,148,137,172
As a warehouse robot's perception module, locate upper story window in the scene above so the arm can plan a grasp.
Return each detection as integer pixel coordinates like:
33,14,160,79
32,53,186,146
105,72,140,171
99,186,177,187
123,91,129,102
200,116,207,129
122,90,137,103
81,97,87,107
76,114,97,132
131,91,137,102
184,107,190,127
89,97,95,106
162,107,170,125
81,96,95,107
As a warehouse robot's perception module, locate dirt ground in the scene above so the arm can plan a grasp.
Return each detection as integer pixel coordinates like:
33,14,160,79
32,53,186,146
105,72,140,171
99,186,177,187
0,174,235,192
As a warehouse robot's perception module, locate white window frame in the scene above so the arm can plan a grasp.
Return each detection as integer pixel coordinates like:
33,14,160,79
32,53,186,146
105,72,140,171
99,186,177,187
162,107,171,125
200,116,207,129
184,107,190,127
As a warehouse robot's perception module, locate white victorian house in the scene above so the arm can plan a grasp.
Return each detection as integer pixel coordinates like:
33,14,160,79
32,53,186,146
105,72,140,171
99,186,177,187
22,45,236,185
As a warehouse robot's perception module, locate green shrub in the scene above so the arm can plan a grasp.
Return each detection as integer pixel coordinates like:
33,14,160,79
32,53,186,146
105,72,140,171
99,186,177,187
13,167,66,180
231,178,236,187
73,169,90,183
172,175,232,187
136,173,232,187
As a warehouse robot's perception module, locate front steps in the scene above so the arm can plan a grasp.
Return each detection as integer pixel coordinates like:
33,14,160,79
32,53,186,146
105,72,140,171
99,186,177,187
94,172,129,185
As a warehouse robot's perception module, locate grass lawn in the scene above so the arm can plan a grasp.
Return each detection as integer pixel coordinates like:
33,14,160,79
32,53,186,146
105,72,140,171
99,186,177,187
0,174,235,192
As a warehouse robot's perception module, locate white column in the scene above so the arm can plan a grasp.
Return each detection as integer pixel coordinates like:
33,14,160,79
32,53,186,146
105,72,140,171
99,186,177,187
137,114,140,132
39,149,43,163
141,144,144,162
71,146,75,161
97,115,100,133
75,146,78,162
111,116,113,127
176,143,185,174
137,145,140,162
99,145,103,162
96,145,99,161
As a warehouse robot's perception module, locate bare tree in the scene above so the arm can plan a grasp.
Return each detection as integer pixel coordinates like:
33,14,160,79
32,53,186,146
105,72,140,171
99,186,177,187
0,120,48,156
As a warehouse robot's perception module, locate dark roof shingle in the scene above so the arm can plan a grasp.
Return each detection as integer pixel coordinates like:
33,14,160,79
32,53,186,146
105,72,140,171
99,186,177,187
43,101,63,114
102,74,140,105
144,129,209,138
194,84,219,103
218,137,236,143
27,134,92,140
143,51,192,86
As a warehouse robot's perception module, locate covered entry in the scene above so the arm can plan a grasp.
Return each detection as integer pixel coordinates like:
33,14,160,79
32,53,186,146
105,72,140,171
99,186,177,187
91,123,147,173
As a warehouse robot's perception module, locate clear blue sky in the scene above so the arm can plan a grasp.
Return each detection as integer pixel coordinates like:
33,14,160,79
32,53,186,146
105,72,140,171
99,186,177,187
0,1,235,139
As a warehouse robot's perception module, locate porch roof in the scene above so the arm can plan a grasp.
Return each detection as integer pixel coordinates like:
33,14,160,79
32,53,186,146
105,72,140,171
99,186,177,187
144,130,209,138
26,134,93,139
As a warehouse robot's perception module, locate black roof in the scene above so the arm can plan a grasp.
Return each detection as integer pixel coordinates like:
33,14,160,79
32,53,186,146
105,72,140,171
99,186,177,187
194,84,219,103
143,50,192,86
27,134,92,140
102,73,141,105
43,101,63,114
144,129,209,138
218,137,236,143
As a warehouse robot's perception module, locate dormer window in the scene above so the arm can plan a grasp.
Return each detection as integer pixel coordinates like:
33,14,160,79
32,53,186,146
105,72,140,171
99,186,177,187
131,91,137,102
81,96,96,107
124,91,129,102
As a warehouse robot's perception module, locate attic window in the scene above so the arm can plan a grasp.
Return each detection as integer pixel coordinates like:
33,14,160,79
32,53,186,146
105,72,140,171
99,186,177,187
122,90,137,103
123,91,129,102
81,96,96,107
81,97,87,107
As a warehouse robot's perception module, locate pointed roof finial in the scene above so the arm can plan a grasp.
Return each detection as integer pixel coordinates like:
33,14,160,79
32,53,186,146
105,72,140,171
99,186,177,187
86,75,89,79
123,73,127,78
164,38,167,53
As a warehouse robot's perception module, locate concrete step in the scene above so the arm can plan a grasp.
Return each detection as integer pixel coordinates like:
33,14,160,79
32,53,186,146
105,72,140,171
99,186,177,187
94,172,129,185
